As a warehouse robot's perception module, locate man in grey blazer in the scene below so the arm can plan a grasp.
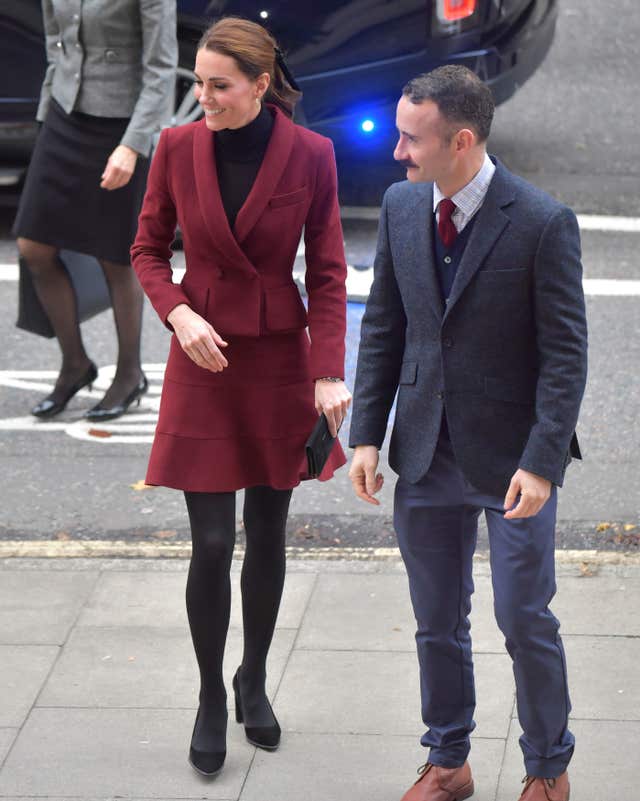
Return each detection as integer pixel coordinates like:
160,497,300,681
349,66,587,801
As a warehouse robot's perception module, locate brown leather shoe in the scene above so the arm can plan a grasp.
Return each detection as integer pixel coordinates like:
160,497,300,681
400,761,474,801
518,772,570,801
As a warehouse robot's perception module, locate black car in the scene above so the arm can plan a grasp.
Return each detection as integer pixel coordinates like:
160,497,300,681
0,0,557,203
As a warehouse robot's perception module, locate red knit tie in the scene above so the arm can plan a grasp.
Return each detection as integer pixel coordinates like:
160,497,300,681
438,198,458,248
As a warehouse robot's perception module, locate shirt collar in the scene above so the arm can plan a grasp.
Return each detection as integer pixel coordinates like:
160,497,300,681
433,152,496,216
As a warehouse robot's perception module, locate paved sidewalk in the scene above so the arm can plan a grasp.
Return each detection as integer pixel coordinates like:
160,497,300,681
0,554,639,801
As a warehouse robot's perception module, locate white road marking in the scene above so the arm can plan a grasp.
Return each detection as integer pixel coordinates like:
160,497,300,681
583,279,640,295
0,364,164,443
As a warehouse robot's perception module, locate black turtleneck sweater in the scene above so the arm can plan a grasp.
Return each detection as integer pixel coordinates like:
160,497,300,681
214,105,274,229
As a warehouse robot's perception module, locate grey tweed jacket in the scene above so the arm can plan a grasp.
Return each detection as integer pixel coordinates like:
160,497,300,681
38,0,178,156
349,159,588,496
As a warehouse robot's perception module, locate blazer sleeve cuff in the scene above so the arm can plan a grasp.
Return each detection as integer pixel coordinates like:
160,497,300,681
120,128,154,158
157,290,192,331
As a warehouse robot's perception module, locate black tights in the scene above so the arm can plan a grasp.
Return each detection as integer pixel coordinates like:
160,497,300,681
184,485,292,751
16,238,144,406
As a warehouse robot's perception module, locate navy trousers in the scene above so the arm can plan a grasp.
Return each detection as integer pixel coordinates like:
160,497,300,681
393,421,574,778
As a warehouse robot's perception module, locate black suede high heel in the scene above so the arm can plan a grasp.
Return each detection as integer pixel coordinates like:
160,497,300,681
85,374,148,422
188,707,226,778
31,361,98,418
233,669,281,751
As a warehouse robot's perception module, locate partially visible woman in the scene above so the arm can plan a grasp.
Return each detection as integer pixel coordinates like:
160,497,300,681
14,0,177,419
132,16,350,779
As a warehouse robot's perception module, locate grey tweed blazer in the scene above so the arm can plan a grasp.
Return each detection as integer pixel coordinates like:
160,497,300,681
38,0,178,156
349,159,588,496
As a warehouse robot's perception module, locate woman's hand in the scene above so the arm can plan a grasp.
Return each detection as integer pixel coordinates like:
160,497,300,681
314,379,352,437
100,144,139,190
167,304,229,372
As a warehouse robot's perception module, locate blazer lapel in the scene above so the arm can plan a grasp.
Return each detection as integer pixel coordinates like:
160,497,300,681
234,106,295,244
443,162,516,321
403,183,444,321
192,119,258,277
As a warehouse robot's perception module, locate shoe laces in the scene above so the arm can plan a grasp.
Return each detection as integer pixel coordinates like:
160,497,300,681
522,776,557,791
415,763,434,784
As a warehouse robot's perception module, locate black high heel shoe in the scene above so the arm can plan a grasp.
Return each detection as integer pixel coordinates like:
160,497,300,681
85,374,148,422
31,361,98,418
188,707,226,778
233,669,281,751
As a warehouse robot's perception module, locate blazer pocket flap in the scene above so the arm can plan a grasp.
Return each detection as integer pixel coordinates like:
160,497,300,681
264,284,308,331
484,376,534,404
399,361,418,385
268,187,307,209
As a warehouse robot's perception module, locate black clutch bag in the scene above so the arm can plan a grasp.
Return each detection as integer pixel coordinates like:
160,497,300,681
16,250,111,338
305,413,340,478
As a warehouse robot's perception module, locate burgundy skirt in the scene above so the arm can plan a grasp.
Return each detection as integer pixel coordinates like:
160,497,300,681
146,328,346,492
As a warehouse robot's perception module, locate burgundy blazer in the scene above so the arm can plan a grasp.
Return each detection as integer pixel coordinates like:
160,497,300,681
131,105,347,379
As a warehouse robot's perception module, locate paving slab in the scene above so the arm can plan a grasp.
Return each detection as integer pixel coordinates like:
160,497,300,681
38,625,295,710
77,570,315,630
0,570,98,644
276,649,514,739
496,719,640,801
560,635,640,720
0,729,17,766
297,572,506,654
0,707,254,799
0,645,59,727
553,574,640,636
240,732,505,801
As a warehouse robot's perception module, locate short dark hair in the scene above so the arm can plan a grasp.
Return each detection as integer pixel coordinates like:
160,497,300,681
402,65,495,142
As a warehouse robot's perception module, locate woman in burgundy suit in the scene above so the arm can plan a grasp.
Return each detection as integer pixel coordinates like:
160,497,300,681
131,17,350,777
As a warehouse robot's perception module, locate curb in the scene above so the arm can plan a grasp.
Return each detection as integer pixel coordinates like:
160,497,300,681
0,540,639,564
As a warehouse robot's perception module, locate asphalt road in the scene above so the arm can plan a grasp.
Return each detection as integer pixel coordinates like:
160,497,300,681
0,0,638,553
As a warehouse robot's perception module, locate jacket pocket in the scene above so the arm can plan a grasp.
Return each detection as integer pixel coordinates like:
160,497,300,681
268,187,307,209
264,283,308,332
399,361,418,385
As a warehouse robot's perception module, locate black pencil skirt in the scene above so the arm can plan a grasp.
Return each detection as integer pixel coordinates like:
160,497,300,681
13,99,149,265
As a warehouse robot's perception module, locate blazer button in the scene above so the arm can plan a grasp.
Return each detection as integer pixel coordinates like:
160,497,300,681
217,269,225,279
443,337,453,348
443,255,452,264
436,391,444,400
105,49,118,62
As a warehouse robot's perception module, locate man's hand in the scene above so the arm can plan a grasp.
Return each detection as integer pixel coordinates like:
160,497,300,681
101,144,139,190
349,445,384,505
504,468,552,519
167,304,228,372
314,379,351,437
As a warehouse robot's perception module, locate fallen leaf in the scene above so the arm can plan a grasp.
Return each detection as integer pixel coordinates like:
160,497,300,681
579,562,596,577
624,524,637,532
55,531,70,541
130,480,153,491
596,522,612,532
88,428,112,438
152,529,177,539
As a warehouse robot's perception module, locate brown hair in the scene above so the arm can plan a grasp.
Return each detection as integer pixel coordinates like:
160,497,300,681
198,17,302,119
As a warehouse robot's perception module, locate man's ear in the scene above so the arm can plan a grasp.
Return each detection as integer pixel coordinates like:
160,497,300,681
455,128,476,152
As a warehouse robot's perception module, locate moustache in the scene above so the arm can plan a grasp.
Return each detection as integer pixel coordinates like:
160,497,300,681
398,159,418,169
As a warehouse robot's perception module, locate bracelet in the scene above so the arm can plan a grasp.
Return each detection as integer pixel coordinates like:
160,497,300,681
316,376,342,382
